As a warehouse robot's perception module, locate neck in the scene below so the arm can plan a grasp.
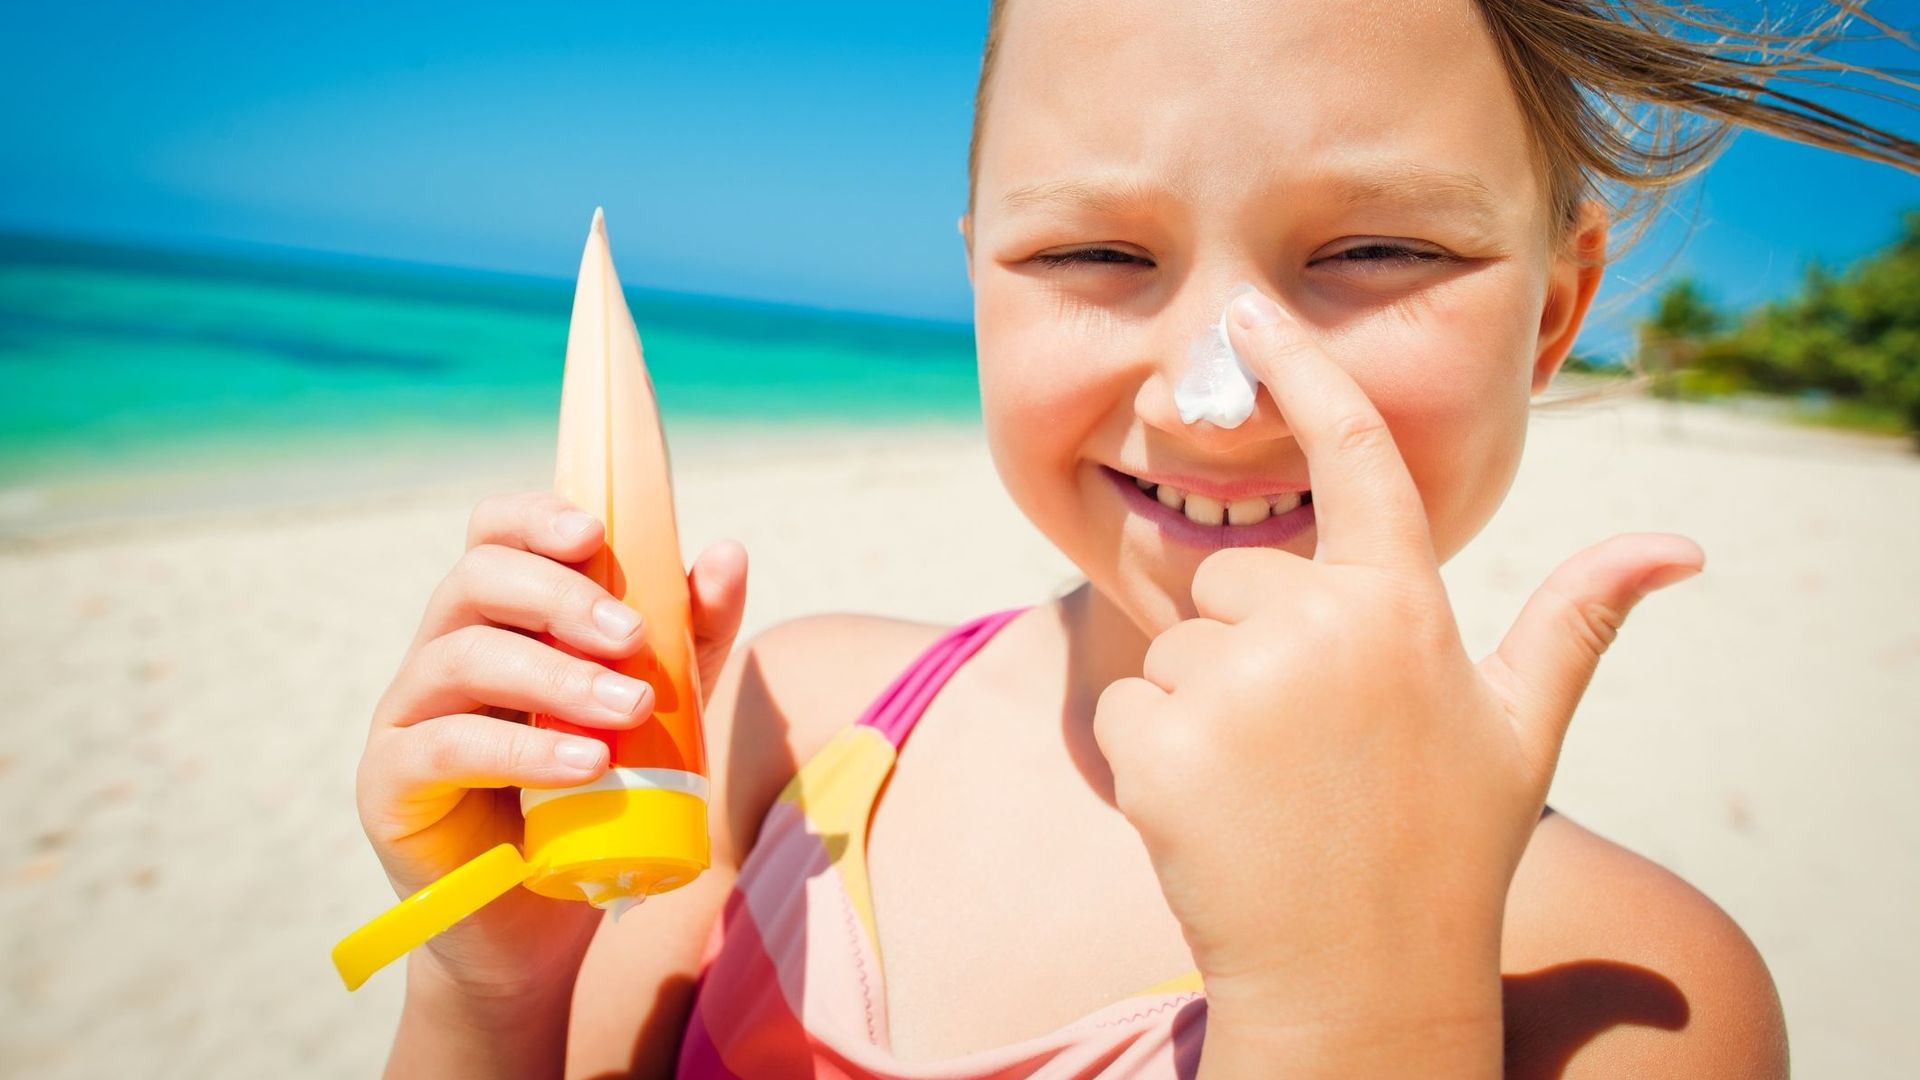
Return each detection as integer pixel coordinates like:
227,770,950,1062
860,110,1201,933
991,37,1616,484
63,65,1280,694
1037,578,1154,806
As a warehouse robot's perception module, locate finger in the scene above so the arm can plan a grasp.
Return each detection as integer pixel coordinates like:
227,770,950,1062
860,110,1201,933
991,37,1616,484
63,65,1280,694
372,713,611,806
412,543,649,660
1223,287,1434,568
378,624,657,731
1189,546,1311,623
689,539,749,683
400,492,610,658
1091,675,1168,786
1139,617,1233,693
1482,532,1705,777
465,490,605,561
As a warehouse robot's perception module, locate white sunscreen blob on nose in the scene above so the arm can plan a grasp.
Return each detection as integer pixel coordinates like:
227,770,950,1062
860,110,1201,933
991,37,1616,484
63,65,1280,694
1174,285,1261,428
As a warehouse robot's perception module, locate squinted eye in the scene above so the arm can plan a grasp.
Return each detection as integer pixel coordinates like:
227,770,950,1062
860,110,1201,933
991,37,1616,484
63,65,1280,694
1325,244,1458,268
1032,247,1153,268
1029,243,1459,272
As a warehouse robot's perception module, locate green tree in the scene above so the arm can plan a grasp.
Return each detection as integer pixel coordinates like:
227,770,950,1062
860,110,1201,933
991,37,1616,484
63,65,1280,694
1671,207,1920,443
1638,276,1724,399
1651,277,1726,340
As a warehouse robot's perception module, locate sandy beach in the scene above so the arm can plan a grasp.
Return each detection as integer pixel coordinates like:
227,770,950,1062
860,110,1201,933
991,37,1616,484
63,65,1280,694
3,395,1917,1078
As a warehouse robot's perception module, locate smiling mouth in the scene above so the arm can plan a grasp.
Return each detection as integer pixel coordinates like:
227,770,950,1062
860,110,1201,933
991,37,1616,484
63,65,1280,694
1108,467,1311,527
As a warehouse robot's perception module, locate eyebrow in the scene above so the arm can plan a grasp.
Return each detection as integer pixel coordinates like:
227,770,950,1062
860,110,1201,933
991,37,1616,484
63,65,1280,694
998,175,1177,217
1329,163,1501,230
998,163,1502,233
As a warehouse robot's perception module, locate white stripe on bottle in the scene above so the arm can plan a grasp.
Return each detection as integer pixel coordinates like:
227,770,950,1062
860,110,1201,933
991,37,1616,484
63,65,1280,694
520,766,711,815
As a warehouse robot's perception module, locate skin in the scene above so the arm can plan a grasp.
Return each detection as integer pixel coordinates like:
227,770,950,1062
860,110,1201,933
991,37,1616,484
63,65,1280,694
359,496,750,1078
364,0,1788,1075
945,0,1781,1072
968,0,1572,672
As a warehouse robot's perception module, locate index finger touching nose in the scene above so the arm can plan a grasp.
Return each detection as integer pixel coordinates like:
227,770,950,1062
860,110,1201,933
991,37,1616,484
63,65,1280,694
1224,287,1435,568
466,491,604,559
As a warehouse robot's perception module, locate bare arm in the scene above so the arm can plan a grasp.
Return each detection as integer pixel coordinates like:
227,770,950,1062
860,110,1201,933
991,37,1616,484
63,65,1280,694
380,608,771,1080
561,614,777,1079
1195,813,1786,1078
1502,812,1788,1079
387,957,577,1080
360,493,752,1079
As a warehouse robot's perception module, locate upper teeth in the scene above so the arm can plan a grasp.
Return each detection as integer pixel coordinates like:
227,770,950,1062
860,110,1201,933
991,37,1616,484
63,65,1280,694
1133,475,1303,525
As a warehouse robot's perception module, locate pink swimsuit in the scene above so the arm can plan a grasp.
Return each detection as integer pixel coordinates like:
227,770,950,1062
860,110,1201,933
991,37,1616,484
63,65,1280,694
677,606,1210,1078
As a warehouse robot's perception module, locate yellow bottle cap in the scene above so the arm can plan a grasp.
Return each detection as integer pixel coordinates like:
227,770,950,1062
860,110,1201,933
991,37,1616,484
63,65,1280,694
330,843,534,991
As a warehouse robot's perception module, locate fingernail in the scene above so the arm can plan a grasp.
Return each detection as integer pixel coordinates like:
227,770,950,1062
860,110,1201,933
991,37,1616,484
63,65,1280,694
1230,289,1283,329
555,511,596,540
593,599,641,639
593,671,649,713
554,738,607,772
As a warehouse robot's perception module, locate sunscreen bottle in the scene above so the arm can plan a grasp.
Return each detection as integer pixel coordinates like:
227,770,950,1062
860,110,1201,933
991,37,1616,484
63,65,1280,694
331,209,709,990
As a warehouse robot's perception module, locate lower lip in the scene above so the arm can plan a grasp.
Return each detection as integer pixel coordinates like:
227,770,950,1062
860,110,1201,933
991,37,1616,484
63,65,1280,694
1101,465,1315,552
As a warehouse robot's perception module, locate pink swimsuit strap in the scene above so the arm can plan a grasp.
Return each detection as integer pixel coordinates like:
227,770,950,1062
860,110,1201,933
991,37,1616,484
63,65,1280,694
856,606,1030,748
676,602,1212,1079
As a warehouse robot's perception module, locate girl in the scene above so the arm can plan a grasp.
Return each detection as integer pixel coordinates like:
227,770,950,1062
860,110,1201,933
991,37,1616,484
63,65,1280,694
354,1,1916,1076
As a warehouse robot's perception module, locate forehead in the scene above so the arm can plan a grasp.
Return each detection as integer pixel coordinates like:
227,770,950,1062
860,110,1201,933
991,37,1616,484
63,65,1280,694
978,0,1543,230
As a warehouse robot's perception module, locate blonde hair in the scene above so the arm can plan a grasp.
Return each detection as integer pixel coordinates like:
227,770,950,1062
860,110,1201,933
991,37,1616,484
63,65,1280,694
964,0,1919,264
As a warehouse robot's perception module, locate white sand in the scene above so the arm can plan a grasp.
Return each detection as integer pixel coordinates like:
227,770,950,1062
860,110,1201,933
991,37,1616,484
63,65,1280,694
2,398,1915,1077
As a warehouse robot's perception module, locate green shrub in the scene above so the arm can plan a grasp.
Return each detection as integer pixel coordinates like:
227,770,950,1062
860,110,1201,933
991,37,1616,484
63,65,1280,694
1647,208,1920,440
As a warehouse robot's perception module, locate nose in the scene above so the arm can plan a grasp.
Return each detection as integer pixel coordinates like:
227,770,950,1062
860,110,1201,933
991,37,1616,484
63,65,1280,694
1135,279,1294,453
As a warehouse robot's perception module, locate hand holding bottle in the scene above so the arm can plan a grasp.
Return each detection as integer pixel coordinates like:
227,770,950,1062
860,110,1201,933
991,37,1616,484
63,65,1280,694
353,490,747,999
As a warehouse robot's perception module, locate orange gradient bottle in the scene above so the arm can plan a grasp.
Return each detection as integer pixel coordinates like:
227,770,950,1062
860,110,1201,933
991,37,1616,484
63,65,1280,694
522,206,709,910
331,208,709,990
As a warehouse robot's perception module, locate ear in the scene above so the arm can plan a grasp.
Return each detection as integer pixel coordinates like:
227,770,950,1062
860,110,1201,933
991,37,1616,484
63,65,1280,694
1531,199,1608,395
957,213,975,287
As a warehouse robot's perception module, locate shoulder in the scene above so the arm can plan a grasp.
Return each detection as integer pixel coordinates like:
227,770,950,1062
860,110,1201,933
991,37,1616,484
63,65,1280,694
1501,810,1789,1079
563,611,951,1078
706,611,951,864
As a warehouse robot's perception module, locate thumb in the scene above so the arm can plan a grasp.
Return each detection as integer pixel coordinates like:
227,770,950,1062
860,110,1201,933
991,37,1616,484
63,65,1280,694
1482,532,1704,777
689,539,749,691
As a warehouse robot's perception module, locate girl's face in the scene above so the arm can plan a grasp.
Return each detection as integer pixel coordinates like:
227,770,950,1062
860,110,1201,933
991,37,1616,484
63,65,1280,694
963,0,1605,635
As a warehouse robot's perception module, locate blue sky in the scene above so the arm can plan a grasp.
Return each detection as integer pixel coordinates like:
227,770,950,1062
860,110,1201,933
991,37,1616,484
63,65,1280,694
3,0,1914,354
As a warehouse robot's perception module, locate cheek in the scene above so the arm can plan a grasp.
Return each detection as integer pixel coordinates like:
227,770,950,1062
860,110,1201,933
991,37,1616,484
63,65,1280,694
1335,284,1535,557
977,291,1122,517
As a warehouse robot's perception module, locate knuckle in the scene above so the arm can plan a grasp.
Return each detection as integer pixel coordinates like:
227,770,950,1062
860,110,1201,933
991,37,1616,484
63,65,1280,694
422,720,477,776
354,742,384,808
1092,679,1144,743
533,492,585,534
1218,644,1276,693
1094,676,1134,713
543,651,593,705
449,543,502,594
421,573,460,626
1289,582,1344,629
370,682,401,729
433,623,498,683
353,777,388,841
535,490,578,516
538,563,589,617
500,728,542,776
1576,598,1627,653
1139,639,1177,689
1188,552,1239,612
466,493,510,547
1549,585,1625,656
1328,410,1391,457
518,489,565,514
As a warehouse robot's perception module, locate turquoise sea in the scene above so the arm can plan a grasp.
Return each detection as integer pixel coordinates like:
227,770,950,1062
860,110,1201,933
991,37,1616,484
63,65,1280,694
0,231,981,522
